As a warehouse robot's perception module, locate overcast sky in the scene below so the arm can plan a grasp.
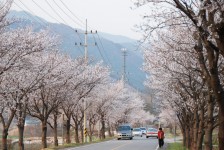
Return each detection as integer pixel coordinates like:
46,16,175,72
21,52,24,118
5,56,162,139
10,0,147,40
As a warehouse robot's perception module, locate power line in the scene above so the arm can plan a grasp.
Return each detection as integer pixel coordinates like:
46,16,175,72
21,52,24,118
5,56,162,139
58,0,85,26
52,0,84,28
0,0,9,11
31,0,61,23
14,0,84,55
92,34,108,65
30,0,84,55
45,0,68,25
43,0,84,44
15,0,46,26
95,33,112,66
45,0,85,44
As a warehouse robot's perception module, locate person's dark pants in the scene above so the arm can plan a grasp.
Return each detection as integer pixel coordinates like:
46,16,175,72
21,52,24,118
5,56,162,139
158,139,164,147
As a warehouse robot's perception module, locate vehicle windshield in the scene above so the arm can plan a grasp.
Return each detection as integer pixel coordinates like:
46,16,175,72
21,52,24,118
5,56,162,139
148,128,157,132
133,128,141,131
140,127,146,130
118,126,131,131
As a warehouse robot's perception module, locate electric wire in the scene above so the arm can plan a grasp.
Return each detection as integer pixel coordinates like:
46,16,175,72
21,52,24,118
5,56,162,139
58,0,85,26
92,34,107,64
52,0,84,28
30,0,84,54
0,0,9,11
14,0,83,55
45,0,68,25
45,0,84,44
15,0,46,26
14,1,142,89
43,0,113,63
96,33,112,66
31,0,61,23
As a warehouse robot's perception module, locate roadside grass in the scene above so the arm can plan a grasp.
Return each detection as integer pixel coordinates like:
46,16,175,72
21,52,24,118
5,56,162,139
164,133,173,138
212,134,218,145
0,136,114,150
167,142,187,150
44,137,115,150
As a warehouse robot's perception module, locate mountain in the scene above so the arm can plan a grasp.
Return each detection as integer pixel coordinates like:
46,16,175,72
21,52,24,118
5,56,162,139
7,10,146,91
98,32,137,44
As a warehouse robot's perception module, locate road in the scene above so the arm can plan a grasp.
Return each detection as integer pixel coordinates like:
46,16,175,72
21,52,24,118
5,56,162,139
63,136,167,150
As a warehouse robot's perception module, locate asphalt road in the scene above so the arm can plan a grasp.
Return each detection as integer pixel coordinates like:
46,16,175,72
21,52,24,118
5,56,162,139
64,136,167,150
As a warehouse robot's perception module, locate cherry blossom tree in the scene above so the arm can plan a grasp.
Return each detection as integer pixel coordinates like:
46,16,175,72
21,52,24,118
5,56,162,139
0,26,57,150
60,60,110,143
135,0,224,149
143,22,222,149
90,81,123,139
26,52,72,149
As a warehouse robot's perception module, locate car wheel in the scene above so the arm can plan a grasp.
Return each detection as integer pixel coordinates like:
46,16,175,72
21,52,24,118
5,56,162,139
117,138,120,140
130,137,133,140
141,135,142,137
146,136,148,138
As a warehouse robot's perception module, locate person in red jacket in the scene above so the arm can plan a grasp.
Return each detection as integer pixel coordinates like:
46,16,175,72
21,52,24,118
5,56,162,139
158,127,165,148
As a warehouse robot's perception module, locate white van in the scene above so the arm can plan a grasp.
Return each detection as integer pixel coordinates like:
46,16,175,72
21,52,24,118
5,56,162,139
116,124,133,140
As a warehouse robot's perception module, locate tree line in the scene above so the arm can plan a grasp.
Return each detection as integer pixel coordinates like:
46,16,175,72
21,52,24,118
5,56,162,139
136,0,224,150
0,1,150,150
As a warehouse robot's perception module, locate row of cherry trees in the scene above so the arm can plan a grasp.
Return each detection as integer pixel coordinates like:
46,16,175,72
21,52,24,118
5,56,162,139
0,1,149,150
136,0,224,150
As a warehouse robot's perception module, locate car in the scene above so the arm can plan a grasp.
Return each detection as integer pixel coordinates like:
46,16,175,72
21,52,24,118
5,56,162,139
146,128,158,138
140,127,147,135
132,128,143,137
116,124,133,140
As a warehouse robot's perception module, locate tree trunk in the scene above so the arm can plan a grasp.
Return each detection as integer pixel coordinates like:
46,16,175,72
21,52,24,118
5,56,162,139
107,121,113,137
215,86,224,150
193,108,199,150
211,78,224,150
218,108,224,150
88,123,92,142
18,125,25,150
178,115,186,147
108,128,112,137
17,102,27,150
211,79,224,150
100,114,106,139
204,94,214,150
1,110,16,150
2,128,9,150
197,106,205,150
186,125,191,150
74,122,80,143
53,114,58,146
205,40,224,150
81,126,84,143
65,119,71,143
182,128,186,147
41,121,48,148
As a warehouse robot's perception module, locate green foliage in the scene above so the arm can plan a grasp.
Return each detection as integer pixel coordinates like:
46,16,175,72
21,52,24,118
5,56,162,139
167,142,187,150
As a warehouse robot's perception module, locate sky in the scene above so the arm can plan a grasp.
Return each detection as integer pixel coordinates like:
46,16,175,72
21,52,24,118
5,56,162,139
10,0,147,40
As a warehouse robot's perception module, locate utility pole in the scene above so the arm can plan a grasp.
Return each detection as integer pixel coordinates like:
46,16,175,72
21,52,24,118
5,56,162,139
84,19,88,63
83,19,88,144
121,48,127,87
77,19,97,143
